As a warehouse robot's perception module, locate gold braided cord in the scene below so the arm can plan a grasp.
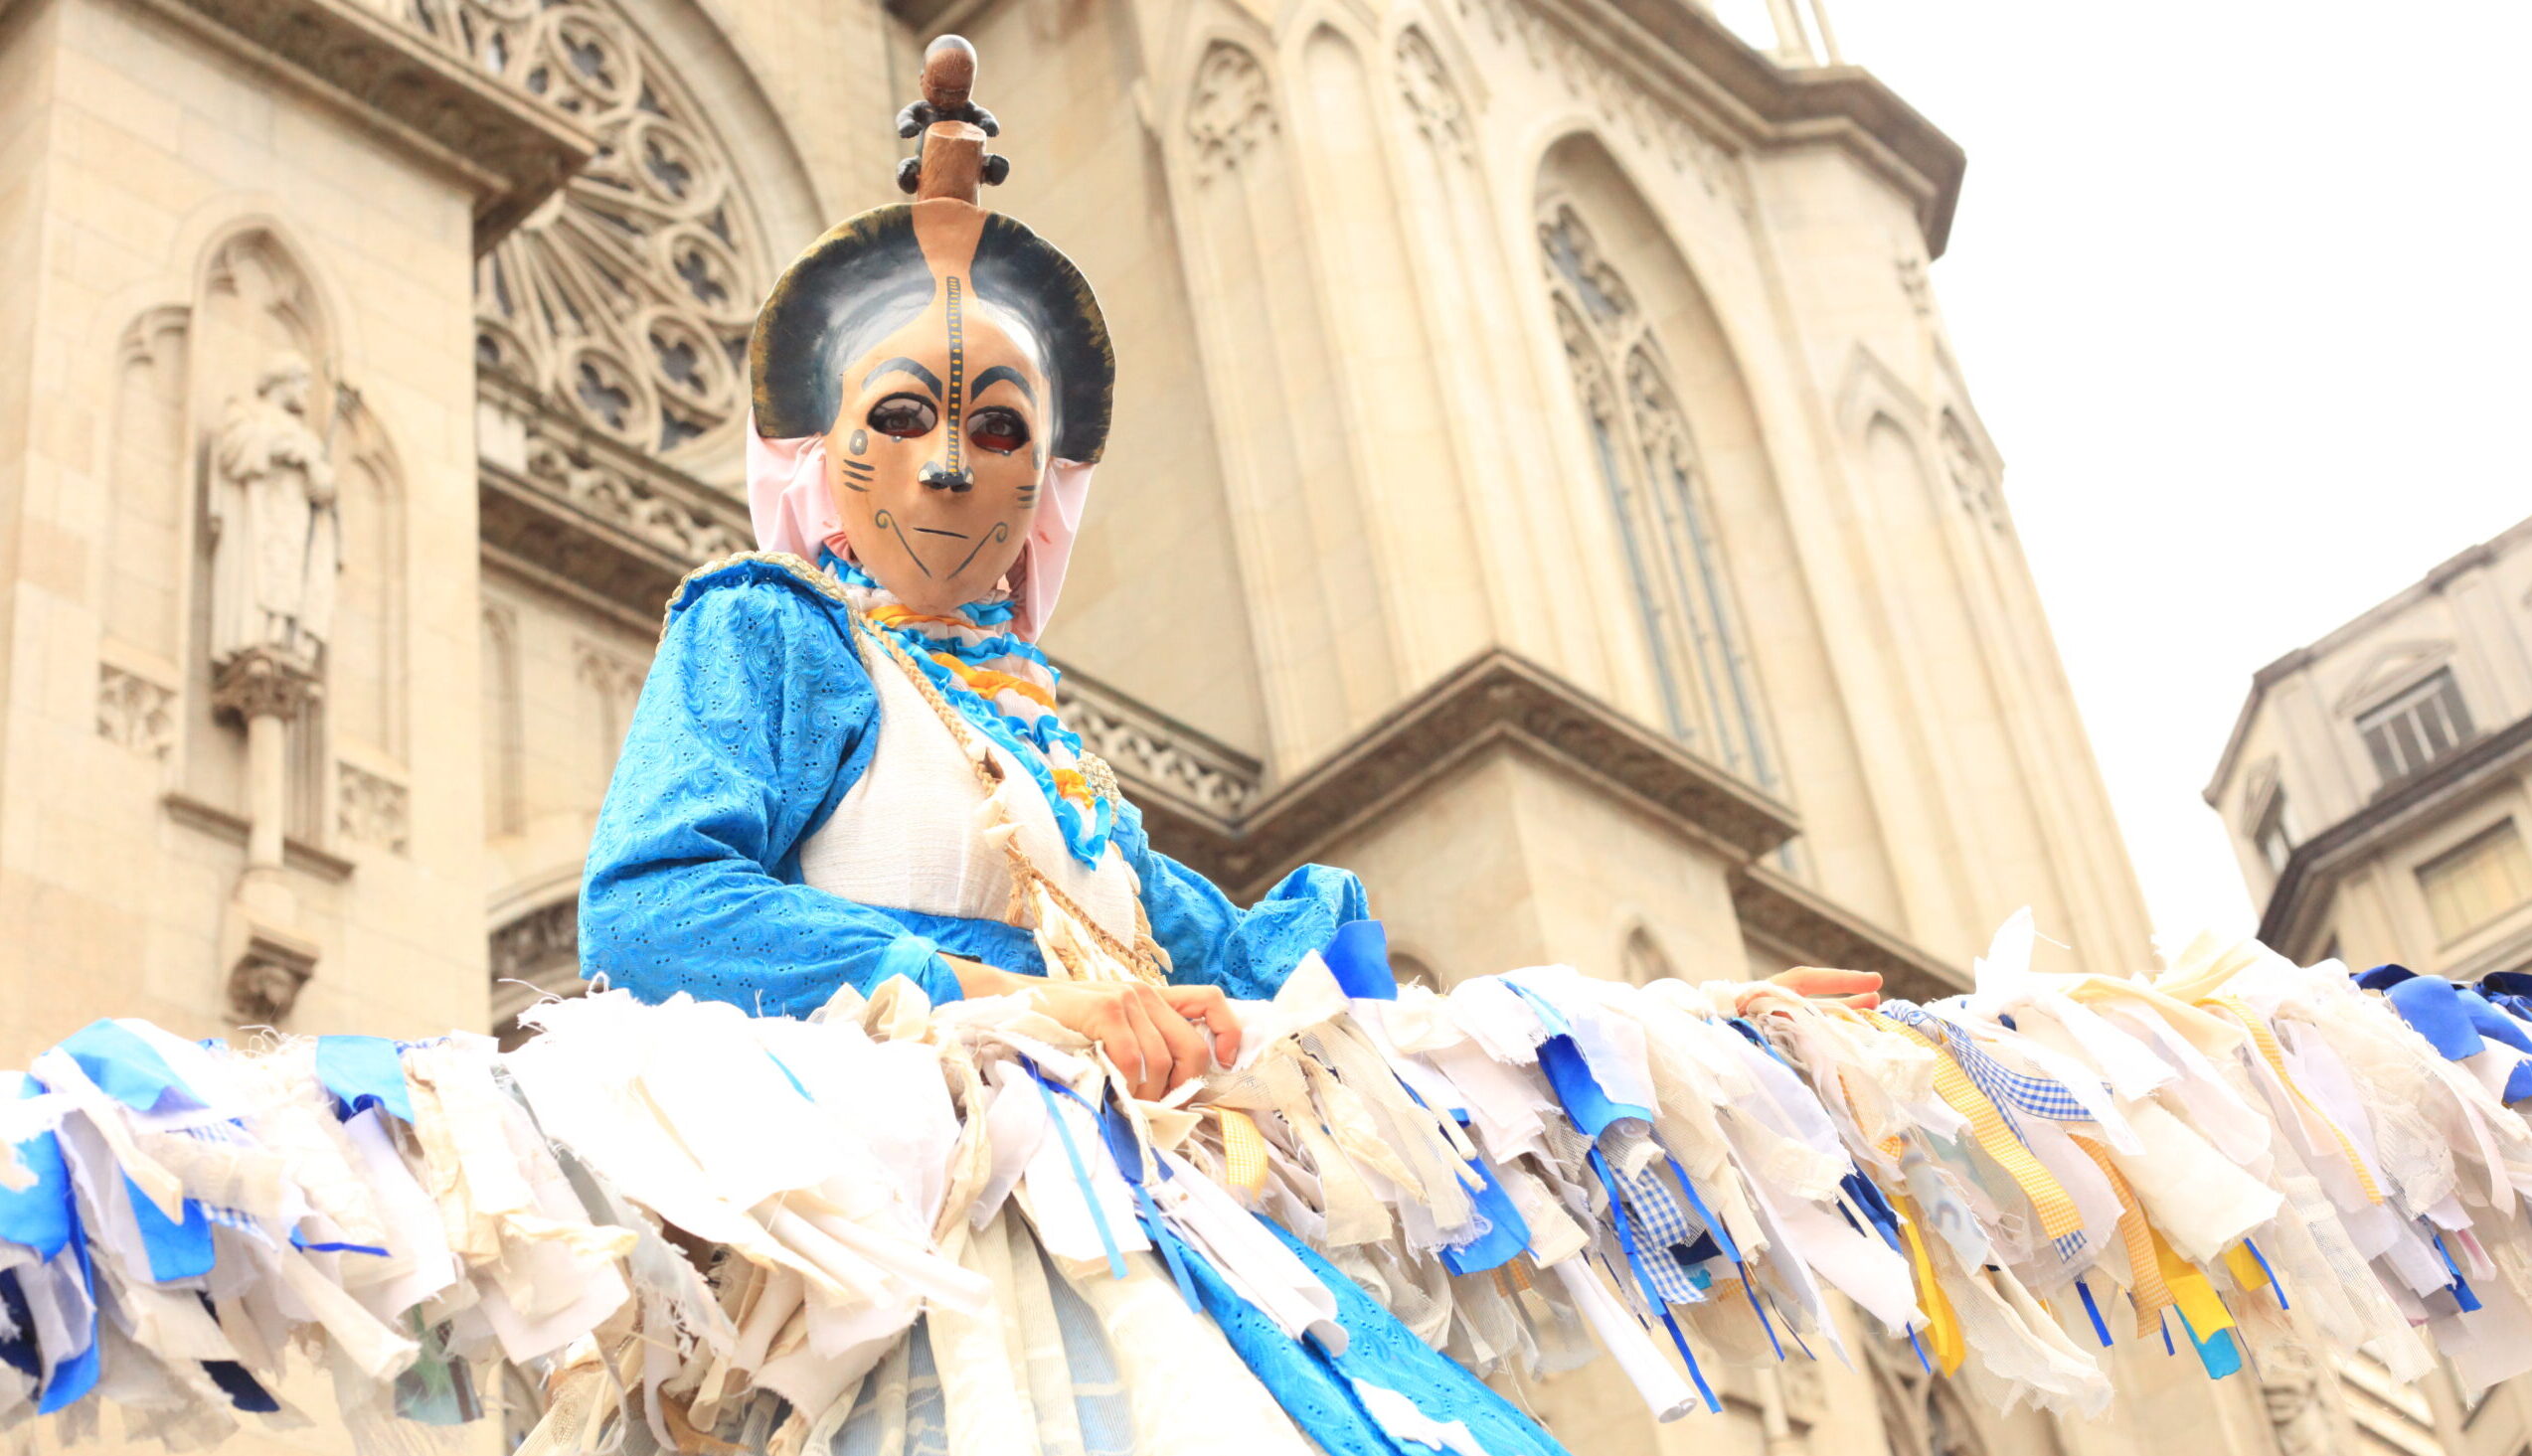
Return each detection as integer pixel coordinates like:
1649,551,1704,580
851,609,1167,986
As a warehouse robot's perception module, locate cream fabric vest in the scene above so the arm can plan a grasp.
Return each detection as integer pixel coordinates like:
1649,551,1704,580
797,632,1139,944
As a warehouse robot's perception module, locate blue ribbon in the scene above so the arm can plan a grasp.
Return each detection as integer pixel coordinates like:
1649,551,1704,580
1587,1148,1719,1413
2075,1278,2113,1347
1028,1067,1127,1282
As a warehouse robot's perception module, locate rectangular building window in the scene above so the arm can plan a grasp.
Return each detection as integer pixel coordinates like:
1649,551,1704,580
2253,789,2296,875
2418,820,2532,943
2359,670,2475,784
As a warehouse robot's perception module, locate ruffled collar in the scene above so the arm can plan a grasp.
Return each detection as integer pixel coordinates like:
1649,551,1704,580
831,555,1113,867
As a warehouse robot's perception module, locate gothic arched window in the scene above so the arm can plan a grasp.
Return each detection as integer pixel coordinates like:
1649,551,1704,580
1541,204,1777,790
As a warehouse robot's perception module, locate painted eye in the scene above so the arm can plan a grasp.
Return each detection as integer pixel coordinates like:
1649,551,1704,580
867,395,937,438
969,407,1030,454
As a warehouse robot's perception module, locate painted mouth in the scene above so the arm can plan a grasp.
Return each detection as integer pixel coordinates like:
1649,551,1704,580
912,527,968,539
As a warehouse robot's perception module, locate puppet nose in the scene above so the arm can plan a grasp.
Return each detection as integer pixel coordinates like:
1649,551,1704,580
921,464,973,493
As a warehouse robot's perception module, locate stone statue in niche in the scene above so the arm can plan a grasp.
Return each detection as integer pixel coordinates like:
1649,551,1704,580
209,351,339,681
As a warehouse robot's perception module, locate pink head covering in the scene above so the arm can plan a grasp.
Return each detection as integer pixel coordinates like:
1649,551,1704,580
745,418,1094,643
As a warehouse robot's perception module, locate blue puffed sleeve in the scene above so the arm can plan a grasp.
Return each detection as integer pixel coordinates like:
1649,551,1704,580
579,562,966,1016
1112,801,1370,1000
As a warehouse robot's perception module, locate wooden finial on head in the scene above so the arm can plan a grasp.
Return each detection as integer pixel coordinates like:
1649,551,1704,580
894,35,1011,204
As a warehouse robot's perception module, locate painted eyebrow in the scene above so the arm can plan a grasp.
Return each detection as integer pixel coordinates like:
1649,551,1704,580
863,357,943,400
970,365,1035,404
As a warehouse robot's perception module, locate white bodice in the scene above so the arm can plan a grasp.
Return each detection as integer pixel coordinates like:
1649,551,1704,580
798,630,1140,943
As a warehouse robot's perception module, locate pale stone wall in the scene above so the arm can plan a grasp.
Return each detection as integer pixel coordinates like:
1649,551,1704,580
0,0,492,1065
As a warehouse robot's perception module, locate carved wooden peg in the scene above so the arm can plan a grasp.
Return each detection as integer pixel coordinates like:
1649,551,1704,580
893,35,1009,202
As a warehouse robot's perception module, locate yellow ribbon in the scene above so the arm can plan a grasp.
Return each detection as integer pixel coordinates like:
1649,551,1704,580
1878,1018,2084,1243
2153,1224,2237,1344
2069,1133,2170,1338
1894,1198,1966,1375
2205,994,2384,1206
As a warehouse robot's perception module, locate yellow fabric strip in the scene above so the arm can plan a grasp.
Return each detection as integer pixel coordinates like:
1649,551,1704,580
2069,1133,2171,1339
2206,995,2384,1207
1894,1198,1966,1375
1213,1107,1267,1195
2152,1225,2236,1342
1879,1018,2084,1243
2222,1242,2270,1296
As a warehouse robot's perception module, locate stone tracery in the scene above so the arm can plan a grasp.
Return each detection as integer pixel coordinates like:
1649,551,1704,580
1544,206,1778,792
410,0,768,470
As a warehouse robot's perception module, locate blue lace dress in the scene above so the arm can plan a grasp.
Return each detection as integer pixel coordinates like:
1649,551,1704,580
580,556,1571,1456
579,556,1367,1012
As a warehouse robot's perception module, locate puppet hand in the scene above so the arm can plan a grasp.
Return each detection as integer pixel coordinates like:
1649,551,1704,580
953,957,1217,1102
1769,966,1883,1011
1034,981,1219,1102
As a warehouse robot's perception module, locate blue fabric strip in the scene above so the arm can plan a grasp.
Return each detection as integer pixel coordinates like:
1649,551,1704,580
1588,1148,1720,1413
58,1021,202,1115
313,1036,415,1123
1091,1098,1201,1314
2431,1229,2483,1313
2243,1238,2287,1310
1741,1266,1787,1362
0,1076,72,1259
1666,1158,1740,1264
36,1204,99,1413
2076,1278,2113,1347
2172,1306,2244,1379
1321,920,1398,1002
126,1176,214,1282
1439,1146,1534,1276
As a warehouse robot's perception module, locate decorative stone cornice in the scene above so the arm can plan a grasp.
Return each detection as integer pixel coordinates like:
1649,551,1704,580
1057,666,1262,826
1731,862,1966,1001
478,385,753,615
1113,648,1958,987
132,0,594,249
1145,649,1799,894
1459,0,1964,253
2258,712,2532,957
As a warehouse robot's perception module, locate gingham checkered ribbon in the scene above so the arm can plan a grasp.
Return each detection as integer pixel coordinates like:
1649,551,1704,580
1882,1003,2099,1129
1877,1014,2087,1255
1609,1160,1706,1304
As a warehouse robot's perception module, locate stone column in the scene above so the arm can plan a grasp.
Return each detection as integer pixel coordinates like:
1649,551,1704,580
212,646,323,1024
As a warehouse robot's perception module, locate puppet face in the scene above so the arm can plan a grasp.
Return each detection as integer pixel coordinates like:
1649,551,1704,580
822,215,1050,616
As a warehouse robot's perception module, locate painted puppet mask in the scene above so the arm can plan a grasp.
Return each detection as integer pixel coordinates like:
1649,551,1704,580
823,212,1048,613
752,197,1112,623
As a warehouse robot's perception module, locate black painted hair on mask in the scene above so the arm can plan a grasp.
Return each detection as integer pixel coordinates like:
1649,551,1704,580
750,204,1114,464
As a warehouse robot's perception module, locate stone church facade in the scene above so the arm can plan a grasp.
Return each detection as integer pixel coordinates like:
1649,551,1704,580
0,0,2347,1451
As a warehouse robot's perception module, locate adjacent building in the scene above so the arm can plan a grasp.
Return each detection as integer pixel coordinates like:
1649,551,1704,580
2209,516,2532,981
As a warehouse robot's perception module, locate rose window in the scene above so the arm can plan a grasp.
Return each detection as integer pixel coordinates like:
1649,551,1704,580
411,0,767,472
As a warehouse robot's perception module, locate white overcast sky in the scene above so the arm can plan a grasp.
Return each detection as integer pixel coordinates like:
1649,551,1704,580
1723,2,2532,952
